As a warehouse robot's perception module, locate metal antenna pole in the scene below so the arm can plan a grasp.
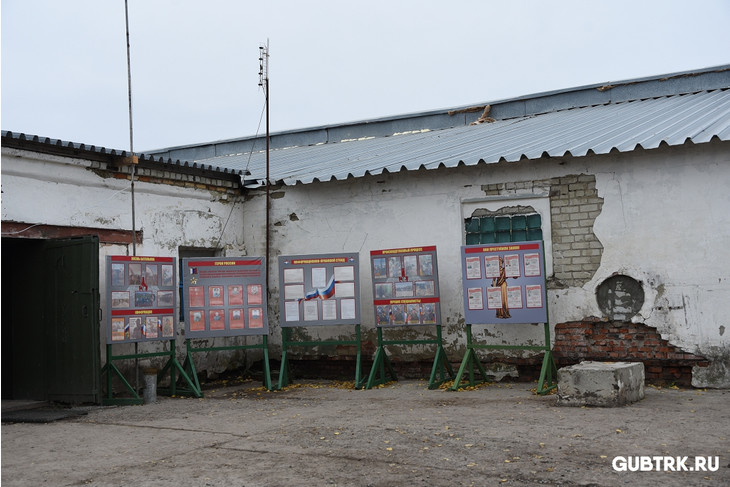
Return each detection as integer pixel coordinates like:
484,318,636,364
124,0,136,257
124,0,139,394
259,41,270,291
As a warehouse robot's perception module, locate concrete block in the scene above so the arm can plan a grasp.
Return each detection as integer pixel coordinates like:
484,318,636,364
557,361,645,407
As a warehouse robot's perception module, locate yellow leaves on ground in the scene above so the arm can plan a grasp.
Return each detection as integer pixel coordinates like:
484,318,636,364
438,380,493,391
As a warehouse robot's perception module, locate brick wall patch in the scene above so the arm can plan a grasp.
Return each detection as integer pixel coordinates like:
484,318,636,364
553,318,709,386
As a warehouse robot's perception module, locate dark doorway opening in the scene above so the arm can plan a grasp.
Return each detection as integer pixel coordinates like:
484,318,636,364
2,235,100,403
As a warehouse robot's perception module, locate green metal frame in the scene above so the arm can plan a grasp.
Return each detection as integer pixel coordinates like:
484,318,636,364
365,325,454,390
179,335,273,395
101,339,198,405
450,323,557,394
278,324,364,390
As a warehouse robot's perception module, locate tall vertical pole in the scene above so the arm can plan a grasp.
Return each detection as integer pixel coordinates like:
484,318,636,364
260,41,270,291
265,72,270,291
124,0,136,257
124,0,139,393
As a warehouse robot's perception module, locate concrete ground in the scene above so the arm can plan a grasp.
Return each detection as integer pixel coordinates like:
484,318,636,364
2,378,729,487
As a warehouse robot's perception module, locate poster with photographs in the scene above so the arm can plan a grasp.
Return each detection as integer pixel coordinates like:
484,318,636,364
460,241,548,325
106,255,177,344
182,257,268,337
278,253,361,327
370,245,441,327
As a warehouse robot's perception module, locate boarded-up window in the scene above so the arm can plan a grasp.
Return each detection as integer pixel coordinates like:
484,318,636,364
465,213,542,244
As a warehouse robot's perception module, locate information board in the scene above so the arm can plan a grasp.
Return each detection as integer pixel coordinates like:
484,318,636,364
370,245,441,327
278,253,360,327
106,255,177,344
182,257,268,337
461,241,548,324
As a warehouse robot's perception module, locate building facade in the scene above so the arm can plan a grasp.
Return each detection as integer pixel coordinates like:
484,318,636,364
3,65,729,402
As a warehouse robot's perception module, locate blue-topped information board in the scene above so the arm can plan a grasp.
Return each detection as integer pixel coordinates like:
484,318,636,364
460,241,548,325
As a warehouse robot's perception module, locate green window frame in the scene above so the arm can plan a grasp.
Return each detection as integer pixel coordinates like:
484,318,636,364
465,213,542,245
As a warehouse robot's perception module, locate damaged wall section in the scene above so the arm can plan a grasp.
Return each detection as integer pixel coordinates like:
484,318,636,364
481,174,604,288
553,318,709,386
241,142,729,387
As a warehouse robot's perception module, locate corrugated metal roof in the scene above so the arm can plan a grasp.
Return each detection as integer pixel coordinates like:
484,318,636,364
196,88,730,187
0,130,248,177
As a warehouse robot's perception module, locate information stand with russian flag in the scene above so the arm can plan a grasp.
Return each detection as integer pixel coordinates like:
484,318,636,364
365,245,454,390
277,253,363,389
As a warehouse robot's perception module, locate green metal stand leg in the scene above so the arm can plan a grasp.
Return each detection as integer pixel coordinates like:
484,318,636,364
157,340,202,398
167,341,177,396
103,344,114,401
451,324,488,391
258,335,271,390
354,324,364,389
536,350,558,394
107,362,143,403
536,323,558,395
185,340,202,394
428,345,455,389
102,344,143,405
365,346,383,389
365,346,397,389
278,327,290,390
428,326,455,389
365,328,397,389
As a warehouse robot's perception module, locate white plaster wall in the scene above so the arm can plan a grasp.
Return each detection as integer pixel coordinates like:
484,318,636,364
244,142,730,371
2,149,248,366
245,159,563,354
2,150,246,256
586,146,729,355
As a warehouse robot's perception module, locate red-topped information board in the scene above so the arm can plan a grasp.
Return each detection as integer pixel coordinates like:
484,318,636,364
278,253,361,327
370,245,441,326
106,255,177,344
182,257,268,338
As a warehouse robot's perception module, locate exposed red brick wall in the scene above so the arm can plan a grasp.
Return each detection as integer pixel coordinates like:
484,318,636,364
553,318,708,386
249,320,709,386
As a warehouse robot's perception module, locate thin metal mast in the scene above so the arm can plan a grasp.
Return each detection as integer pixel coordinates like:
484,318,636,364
124,0,136,256
259,41,270,290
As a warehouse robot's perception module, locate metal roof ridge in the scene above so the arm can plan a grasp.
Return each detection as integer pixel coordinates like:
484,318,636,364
1,130,248,177
144,64,730,154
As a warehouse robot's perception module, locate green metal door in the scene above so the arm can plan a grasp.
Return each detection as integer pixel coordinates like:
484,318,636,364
43,236,101,403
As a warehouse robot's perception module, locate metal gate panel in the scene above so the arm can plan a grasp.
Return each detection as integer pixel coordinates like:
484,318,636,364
43,236,101,403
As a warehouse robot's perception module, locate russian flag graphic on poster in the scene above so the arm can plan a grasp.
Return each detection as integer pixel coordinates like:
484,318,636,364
301,275,337,301
319,275,337,299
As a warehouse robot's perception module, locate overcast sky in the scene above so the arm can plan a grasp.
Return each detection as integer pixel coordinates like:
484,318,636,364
2,0,729,152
